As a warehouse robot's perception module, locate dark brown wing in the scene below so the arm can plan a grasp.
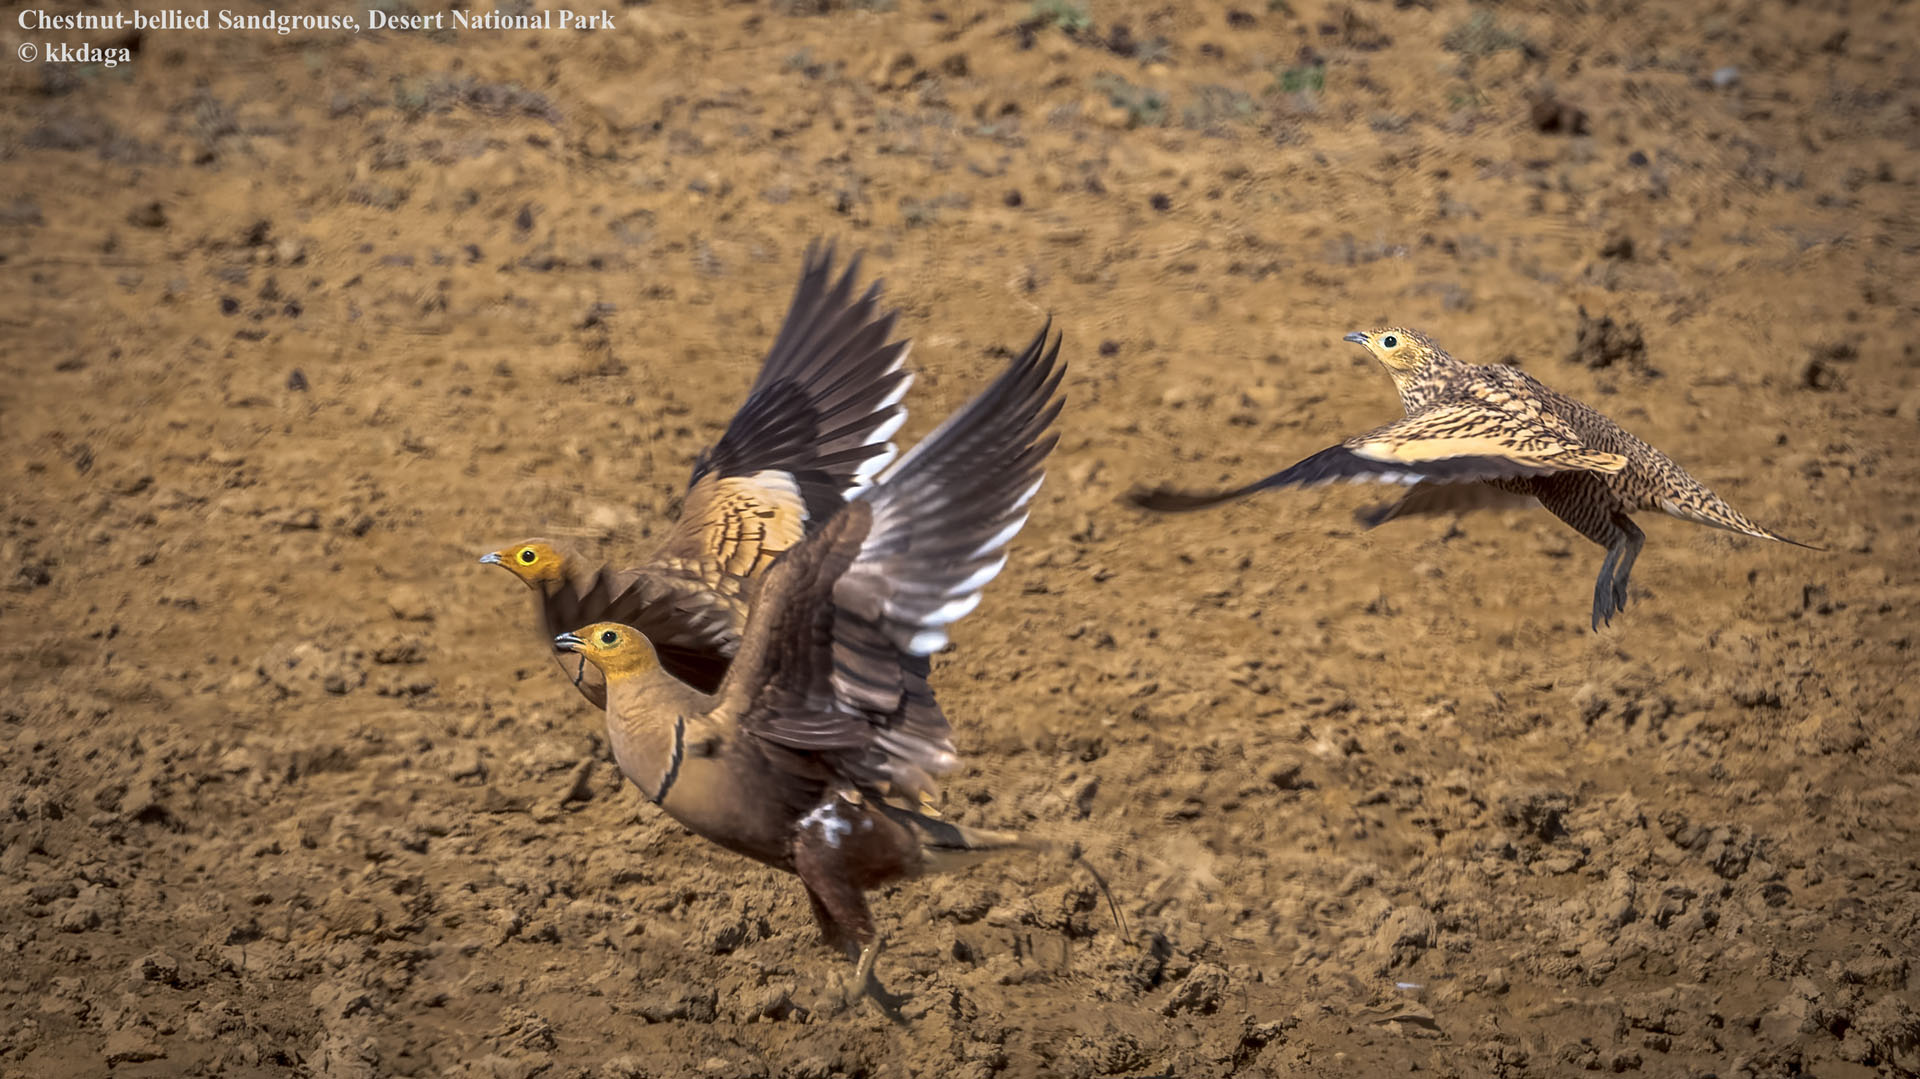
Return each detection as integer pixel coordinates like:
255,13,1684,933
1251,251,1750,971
1129,402,1628,512
659,239,913,558
714,322,1066,800
694,240,913,505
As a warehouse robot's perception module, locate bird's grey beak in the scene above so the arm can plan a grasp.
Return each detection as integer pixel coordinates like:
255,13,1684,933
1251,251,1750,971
478,552,502,566
1343,331,1370,346
554,631,584,654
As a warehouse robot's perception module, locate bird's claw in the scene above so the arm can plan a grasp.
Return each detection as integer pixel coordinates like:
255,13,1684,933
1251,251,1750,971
825,939,912,1020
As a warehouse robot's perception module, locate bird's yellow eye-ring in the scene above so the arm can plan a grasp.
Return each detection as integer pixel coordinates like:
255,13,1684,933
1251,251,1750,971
1382,334,1399,349
598,629,619,646
518,548,537,565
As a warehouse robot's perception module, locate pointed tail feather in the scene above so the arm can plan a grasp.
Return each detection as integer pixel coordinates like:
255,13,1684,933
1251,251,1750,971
1657,497,1825,551
882,804,1130,941
1745,525,1824,551
883,802,1054,874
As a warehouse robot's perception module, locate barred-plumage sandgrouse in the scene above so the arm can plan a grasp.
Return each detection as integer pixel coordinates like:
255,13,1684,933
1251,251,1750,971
1130,328,1816,629
558,323,1064,998
483,240,913,700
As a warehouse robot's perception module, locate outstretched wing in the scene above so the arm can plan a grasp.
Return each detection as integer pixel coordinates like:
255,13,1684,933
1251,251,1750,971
1129,401,1626,512
652,240,914,579
716,323,1065,800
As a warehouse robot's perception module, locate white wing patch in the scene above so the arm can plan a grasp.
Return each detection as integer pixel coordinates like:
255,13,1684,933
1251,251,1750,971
799,801,852,848
876,731,956,773
948,555,1009,598
975,513,1031,559
917,591,984,627
844,367,914,497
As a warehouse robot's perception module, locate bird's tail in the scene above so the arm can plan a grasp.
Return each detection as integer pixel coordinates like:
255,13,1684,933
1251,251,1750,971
880,800,1052,873
880,802,1131,941
1657,493,1824,551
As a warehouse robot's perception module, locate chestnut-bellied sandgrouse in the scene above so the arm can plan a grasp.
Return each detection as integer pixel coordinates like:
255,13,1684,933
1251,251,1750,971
558,322,1064,998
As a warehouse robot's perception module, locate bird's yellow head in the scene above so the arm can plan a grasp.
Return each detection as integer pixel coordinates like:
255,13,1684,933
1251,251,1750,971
554,622,659,680
479,540,569,587
1344,327,1444,377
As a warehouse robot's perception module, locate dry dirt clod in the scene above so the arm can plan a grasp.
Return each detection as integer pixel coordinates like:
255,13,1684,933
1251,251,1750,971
1567,307,1650,372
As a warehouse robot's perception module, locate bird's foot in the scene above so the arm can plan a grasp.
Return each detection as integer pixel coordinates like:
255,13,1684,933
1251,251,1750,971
822,940,910,1019
1591,577,1621,631
838,940,881,1009
1590,572,1632,631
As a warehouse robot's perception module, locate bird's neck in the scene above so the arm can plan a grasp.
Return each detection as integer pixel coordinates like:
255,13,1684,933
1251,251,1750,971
604,667,715,805
548,560,604,599
601,669,792,864
1391,355,1465,414
1393,374,1438,414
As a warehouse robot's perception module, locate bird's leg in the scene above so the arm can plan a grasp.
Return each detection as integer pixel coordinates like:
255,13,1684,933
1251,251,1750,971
801,882,857,959
792,795,924,1014
792,801,882,1006
1530,475,1637,630
1608,515,1646,618
793,830,875,958
1590,542,1625,631
850,935,885,999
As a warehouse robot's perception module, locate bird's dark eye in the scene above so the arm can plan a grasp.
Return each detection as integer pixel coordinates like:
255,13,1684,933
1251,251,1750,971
1382,334,1399,348
518,549,537,564
599,630,618,646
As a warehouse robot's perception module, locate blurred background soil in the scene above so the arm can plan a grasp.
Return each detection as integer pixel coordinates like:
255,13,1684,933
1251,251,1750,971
2,0,1917,1075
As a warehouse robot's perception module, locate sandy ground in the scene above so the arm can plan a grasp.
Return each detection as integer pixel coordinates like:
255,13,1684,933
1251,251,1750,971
3,0,1918,1075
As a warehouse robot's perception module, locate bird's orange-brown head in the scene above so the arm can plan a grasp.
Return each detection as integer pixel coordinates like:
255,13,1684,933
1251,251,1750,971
479,539,570,587
554,621,659,680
